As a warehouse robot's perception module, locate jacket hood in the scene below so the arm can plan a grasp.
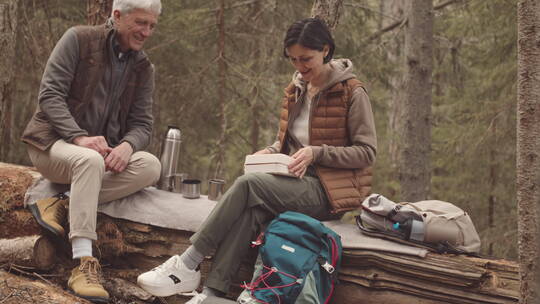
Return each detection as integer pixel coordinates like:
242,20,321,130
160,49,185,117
291,58,357,94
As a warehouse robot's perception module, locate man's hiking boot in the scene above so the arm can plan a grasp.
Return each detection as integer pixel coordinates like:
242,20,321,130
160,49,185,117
68,256,109,303
28,193,68,238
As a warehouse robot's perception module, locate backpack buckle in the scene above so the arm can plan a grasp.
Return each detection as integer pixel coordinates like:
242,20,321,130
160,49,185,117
321,261,336,274
387,205,400,220
251,232,265,247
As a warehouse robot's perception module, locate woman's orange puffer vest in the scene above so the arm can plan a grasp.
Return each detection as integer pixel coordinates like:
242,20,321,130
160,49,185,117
278,79,373,214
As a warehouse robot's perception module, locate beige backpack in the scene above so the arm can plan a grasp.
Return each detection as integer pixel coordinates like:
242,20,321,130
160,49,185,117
356,194,481,254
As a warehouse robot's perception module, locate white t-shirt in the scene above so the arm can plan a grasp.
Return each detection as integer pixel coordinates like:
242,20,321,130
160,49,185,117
290,94,312,146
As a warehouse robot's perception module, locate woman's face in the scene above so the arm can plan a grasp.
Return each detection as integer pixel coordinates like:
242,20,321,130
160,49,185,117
286,43,329,83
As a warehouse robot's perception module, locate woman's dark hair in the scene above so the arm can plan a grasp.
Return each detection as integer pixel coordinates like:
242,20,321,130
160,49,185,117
283,18,335,64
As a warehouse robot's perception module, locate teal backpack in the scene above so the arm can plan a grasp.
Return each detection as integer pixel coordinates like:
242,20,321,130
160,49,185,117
237,211,342,304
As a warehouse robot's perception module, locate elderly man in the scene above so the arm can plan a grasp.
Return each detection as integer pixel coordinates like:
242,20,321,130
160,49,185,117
21,0,162,302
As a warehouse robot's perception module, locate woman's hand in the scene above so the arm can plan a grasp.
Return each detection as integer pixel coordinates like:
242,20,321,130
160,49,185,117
253,148,272,155
289,147,314,178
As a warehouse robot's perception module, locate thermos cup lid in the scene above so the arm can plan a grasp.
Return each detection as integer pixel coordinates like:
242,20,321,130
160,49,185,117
166,126,181,140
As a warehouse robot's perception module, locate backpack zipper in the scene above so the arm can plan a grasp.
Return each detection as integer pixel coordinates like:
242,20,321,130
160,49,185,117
323,235,339,304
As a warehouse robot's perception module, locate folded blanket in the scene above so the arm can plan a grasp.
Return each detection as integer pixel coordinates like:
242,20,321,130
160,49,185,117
25,177,428,257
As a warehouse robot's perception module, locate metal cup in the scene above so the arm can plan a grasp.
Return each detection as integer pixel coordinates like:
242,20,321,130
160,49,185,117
170,173,187,193
182,179,201,199
208,179,225,201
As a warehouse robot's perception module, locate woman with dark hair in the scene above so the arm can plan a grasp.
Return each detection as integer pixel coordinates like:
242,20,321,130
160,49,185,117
137,17,377,303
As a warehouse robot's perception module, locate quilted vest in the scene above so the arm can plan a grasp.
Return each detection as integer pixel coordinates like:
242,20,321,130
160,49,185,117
278,79,373,214
22,24,152,150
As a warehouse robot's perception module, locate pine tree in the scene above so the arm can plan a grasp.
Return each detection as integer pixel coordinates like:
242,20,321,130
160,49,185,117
398,0,433,201
517,0,540,302
87,0,112,25
0,0,20,162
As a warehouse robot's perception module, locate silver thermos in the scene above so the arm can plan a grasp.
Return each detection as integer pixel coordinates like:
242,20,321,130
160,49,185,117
157,126,182,190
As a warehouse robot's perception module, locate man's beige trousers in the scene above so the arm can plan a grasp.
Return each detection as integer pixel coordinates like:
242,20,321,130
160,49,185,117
28,139,161,240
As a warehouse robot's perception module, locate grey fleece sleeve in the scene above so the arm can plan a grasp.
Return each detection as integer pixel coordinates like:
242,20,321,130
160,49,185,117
266,134,281,153
120,64,155,151
38,27,88,142
311,87,377,169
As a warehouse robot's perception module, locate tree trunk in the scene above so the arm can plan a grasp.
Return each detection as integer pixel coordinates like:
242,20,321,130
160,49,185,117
382,0,405,170
0,235,56,270
0,0,19,162
517,1,540,303
213,0,227,179
488,121,497,256
310,0,343,31
247,1,263,154
87,0,112,26
398,0,433,202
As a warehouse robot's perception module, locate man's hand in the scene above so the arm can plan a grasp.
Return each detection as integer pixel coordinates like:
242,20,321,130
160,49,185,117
105,142,133,173
73,136,112,157
289,146,314,178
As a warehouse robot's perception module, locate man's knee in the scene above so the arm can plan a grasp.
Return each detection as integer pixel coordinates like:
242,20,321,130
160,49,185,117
74,149,105,174
131,151,161,185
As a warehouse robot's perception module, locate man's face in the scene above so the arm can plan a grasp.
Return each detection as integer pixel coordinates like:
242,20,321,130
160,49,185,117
114,8,158,52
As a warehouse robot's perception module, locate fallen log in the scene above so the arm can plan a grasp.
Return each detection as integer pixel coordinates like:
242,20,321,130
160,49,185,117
0,235,56,270
102,277,155,303
90,215,519,303
0,164,43,239
336,250,518,303
0,162,520,303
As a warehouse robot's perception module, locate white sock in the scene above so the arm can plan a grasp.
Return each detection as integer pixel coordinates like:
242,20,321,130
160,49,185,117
72,237,92,259
180,245,205,270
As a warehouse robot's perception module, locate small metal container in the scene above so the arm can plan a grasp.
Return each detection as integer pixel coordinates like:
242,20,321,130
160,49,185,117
170,173,187,193
208,179,225,201
182,179,201,199
157,126,182,190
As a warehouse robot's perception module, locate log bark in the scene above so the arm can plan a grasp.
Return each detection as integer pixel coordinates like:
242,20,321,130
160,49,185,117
102,277,155,302
339,250,518,303
0,165,38,211
0,162,520,303
0,235,56,270
0,270,91,304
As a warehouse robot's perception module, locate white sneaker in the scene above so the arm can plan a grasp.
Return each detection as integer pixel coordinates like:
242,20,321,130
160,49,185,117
137,255,201,297
186,292,207,304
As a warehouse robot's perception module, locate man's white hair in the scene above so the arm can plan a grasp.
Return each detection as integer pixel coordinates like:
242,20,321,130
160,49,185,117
111,0,162,16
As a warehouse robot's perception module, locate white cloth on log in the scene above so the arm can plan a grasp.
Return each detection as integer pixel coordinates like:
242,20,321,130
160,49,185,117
25,177,428,257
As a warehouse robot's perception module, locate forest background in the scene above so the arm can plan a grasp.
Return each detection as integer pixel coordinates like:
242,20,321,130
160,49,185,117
0,0,518,260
